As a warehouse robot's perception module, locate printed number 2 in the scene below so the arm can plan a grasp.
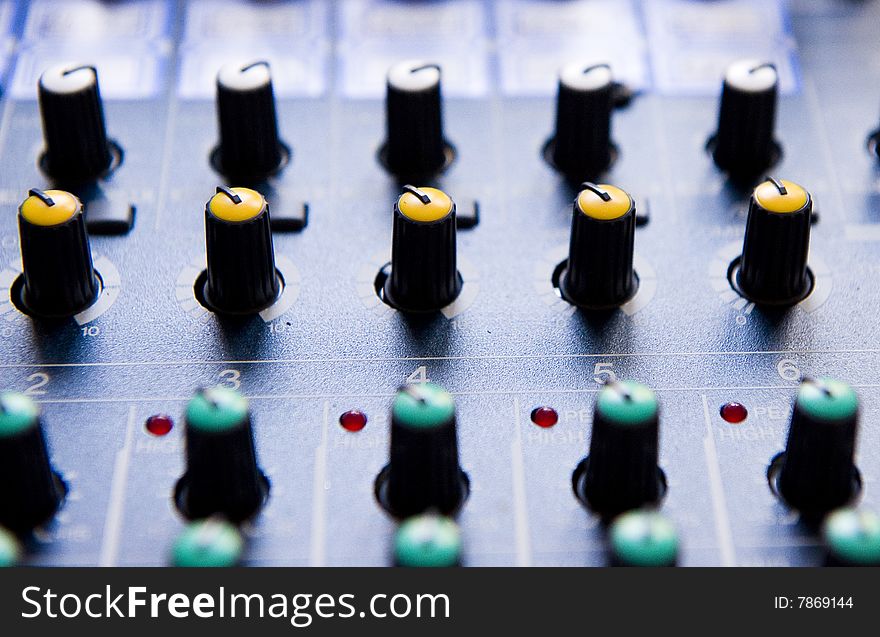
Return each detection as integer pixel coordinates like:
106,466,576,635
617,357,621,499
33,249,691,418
406,366,429,385
218,369,241,390
24,372,50,395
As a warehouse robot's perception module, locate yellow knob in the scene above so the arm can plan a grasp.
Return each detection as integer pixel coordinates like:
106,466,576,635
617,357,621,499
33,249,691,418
753,179,809,214
576,184,632,220
19,190,81,226
208,187,266,222
397,186,453,223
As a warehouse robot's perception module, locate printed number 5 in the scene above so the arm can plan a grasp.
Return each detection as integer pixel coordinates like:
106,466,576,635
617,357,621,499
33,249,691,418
594,362,617,385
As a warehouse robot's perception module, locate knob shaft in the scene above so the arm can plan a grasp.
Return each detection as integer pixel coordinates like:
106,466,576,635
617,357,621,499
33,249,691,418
778,378,859,515
385,186,461,312
382,384,466,517
39,64,113,183
549,62,615,182
383,61,449,181
579,381,661,516
0,392,65,535
215,61,285,181
176,386,268,522
737,178,812,305
561,182,636,309
18,189,98,318
203,186,280,314
711,59,779,178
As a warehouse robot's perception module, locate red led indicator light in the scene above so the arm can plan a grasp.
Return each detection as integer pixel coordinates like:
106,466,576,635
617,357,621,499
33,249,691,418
145,414,174,436
530,406,558,428
339,410,368,432
720,402,748,424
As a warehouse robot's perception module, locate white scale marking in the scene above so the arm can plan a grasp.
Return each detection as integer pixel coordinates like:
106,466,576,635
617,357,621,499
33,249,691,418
511,398,532,566
702,394,737,567
309,401,330,567
98,405,137,567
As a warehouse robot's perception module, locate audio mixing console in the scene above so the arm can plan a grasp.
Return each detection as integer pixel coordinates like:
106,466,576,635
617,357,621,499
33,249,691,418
1,0,880,568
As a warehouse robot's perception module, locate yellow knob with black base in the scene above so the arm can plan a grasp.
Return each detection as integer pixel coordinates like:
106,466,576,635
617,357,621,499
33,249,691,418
384,185,461,312
737,177,812,305
202,186,280,315
17,189,99,318
560,182,636,309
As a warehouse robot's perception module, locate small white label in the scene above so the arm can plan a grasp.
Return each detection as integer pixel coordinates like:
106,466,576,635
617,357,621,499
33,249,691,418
184,0,327,40
178,44,328,99
645,0,799,95
11,44,166,99
24,0,170,41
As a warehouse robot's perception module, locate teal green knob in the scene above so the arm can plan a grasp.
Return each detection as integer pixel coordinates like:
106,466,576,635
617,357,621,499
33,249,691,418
0,527,22,567
610,510,678,567
395,514,461,567
596,380,658,426
382,383,466,517
186,386,249,433
823,508,880,566
177,386,267,522
392,383,455,430
778,378,859,515
172,518,244,567
581,381,661,516
0,391,65,535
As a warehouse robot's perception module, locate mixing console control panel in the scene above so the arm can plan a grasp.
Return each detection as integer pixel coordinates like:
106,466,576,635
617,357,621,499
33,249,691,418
1,0,880,567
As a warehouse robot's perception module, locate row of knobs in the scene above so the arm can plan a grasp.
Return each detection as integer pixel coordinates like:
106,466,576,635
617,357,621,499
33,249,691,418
1,377,871,565
13,174,813,319
384,57,785,184
34,55,785,195
35,61,287,186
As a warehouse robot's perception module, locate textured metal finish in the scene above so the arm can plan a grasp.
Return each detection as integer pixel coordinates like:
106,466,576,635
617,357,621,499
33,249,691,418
0,0,878,567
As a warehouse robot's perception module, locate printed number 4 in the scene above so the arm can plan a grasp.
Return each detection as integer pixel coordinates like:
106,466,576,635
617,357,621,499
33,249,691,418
406,366,430,385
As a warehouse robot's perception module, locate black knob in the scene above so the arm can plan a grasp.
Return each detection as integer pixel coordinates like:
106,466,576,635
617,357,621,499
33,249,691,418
822,507,880,567
17,189,98,318
560,182,636,309
0,392,65,535
736,177,812,305
576,381,661,516
711,59,779,178
378,384,467,517
214,61,286,181
202,186,280,315
38,63,113,183
384,185,461,312
777,378,859,516
176,386,268,522
548,62,615,183
382,60,450,181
